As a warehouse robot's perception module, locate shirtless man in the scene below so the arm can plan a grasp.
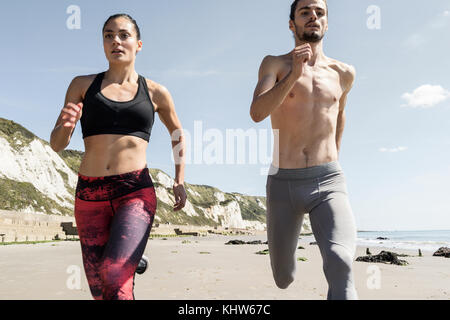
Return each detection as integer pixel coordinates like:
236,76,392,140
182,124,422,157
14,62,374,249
250,0,358,300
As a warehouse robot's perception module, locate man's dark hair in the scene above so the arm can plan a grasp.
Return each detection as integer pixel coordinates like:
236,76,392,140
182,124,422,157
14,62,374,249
102,14,141,41
290,0,328,21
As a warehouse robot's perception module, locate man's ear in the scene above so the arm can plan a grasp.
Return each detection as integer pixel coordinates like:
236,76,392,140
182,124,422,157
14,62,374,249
289,20,295,33
289,20,299,42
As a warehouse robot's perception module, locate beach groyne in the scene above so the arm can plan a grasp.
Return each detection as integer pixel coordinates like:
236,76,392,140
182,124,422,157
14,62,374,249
151,223,261,237
0,210,75,242
0,209,263,243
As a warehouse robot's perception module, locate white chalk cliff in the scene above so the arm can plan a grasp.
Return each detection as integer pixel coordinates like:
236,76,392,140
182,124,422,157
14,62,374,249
0,118,312,232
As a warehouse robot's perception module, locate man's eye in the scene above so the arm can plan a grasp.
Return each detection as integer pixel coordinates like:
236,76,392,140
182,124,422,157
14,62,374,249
301,11,309,16
105,34,112,39
317,11,324,16
120,34,130,39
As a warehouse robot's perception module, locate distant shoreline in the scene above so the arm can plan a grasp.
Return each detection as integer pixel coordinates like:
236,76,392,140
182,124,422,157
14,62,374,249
358,230,450,232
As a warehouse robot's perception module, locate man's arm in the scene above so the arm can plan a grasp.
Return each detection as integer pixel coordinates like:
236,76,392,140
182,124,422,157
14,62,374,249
250,46,312,123
336,65,356,154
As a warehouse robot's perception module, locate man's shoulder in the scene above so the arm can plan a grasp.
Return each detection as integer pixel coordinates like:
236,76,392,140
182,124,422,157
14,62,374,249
327,58,356,88
262,53,291,65
326,57,354,75
259,54,290,75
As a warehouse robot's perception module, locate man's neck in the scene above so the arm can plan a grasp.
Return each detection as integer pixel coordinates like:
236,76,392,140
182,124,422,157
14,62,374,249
295,40,325,66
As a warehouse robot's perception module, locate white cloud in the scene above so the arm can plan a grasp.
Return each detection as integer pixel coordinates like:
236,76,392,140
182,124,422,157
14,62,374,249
379,147,408,153
430,10,450,28
401,84,450,108
404,11,450,47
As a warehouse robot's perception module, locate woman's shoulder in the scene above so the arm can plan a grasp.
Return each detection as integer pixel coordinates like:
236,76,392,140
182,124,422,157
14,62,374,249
67,74,100,100
143,78,172,100
72,74,98,88
142,77,173,112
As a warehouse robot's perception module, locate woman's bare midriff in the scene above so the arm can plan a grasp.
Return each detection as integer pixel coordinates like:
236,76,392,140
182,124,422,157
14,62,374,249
78,134,149,177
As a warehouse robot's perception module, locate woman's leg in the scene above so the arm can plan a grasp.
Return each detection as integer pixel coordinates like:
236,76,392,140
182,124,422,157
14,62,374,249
99,187,157,300
74,197,113,300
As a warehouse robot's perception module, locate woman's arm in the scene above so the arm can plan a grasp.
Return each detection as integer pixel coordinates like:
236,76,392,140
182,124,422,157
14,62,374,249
152,83,187,211
50,76,84,152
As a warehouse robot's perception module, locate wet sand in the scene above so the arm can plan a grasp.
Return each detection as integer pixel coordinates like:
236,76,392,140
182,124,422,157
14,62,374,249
0,235,448,300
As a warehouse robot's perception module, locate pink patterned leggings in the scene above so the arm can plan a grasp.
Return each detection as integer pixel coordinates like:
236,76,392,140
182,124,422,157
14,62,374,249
74,167,157,300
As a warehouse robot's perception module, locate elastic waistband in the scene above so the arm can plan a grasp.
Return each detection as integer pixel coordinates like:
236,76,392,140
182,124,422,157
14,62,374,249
268,161,343,180
77,166,149,182
76,167,153,201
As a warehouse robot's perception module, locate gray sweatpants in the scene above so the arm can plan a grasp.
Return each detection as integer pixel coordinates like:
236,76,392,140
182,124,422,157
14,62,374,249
266,161,358,300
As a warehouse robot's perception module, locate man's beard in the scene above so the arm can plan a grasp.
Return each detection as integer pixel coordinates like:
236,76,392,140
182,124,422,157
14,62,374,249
296,30,324,43
295,24,324,43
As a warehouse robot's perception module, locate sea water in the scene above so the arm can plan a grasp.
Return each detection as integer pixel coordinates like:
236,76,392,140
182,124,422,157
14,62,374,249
356,230,450,253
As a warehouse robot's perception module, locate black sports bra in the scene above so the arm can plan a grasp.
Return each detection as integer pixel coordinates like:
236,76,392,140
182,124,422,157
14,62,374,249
80,72,155,142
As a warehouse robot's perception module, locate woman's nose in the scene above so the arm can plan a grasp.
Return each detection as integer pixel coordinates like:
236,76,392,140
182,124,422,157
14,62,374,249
112,34,121,44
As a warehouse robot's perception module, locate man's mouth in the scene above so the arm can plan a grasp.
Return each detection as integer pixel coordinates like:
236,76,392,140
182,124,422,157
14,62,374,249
112,49,124,54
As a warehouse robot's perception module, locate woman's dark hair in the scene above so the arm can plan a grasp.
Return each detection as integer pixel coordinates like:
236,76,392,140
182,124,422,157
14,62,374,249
102,14,141,40
290,0,328,21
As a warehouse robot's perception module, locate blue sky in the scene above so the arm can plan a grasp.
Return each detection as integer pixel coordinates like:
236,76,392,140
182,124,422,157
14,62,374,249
1,0,450,231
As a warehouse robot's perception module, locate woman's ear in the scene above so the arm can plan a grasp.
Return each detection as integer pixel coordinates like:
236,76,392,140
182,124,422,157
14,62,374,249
136,40,143,54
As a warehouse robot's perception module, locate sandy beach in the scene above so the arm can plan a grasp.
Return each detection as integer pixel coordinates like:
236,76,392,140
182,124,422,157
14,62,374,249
0,234,448,300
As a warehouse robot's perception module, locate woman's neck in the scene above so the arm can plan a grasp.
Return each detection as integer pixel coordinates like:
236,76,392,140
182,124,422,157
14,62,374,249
105,63,138,84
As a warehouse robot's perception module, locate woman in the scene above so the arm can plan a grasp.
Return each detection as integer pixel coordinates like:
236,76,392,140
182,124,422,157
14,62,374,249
50,14,187,300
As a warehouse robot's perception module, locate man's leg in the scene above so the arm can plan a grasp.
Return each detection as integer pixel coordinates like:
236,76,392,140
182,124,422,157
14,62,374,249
266,176,305,289
309,171,358,300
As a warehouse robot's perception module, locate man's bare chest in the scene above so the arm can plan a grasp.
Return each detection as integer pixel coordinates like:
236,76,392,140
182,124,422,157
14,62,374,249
279,64,343,109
